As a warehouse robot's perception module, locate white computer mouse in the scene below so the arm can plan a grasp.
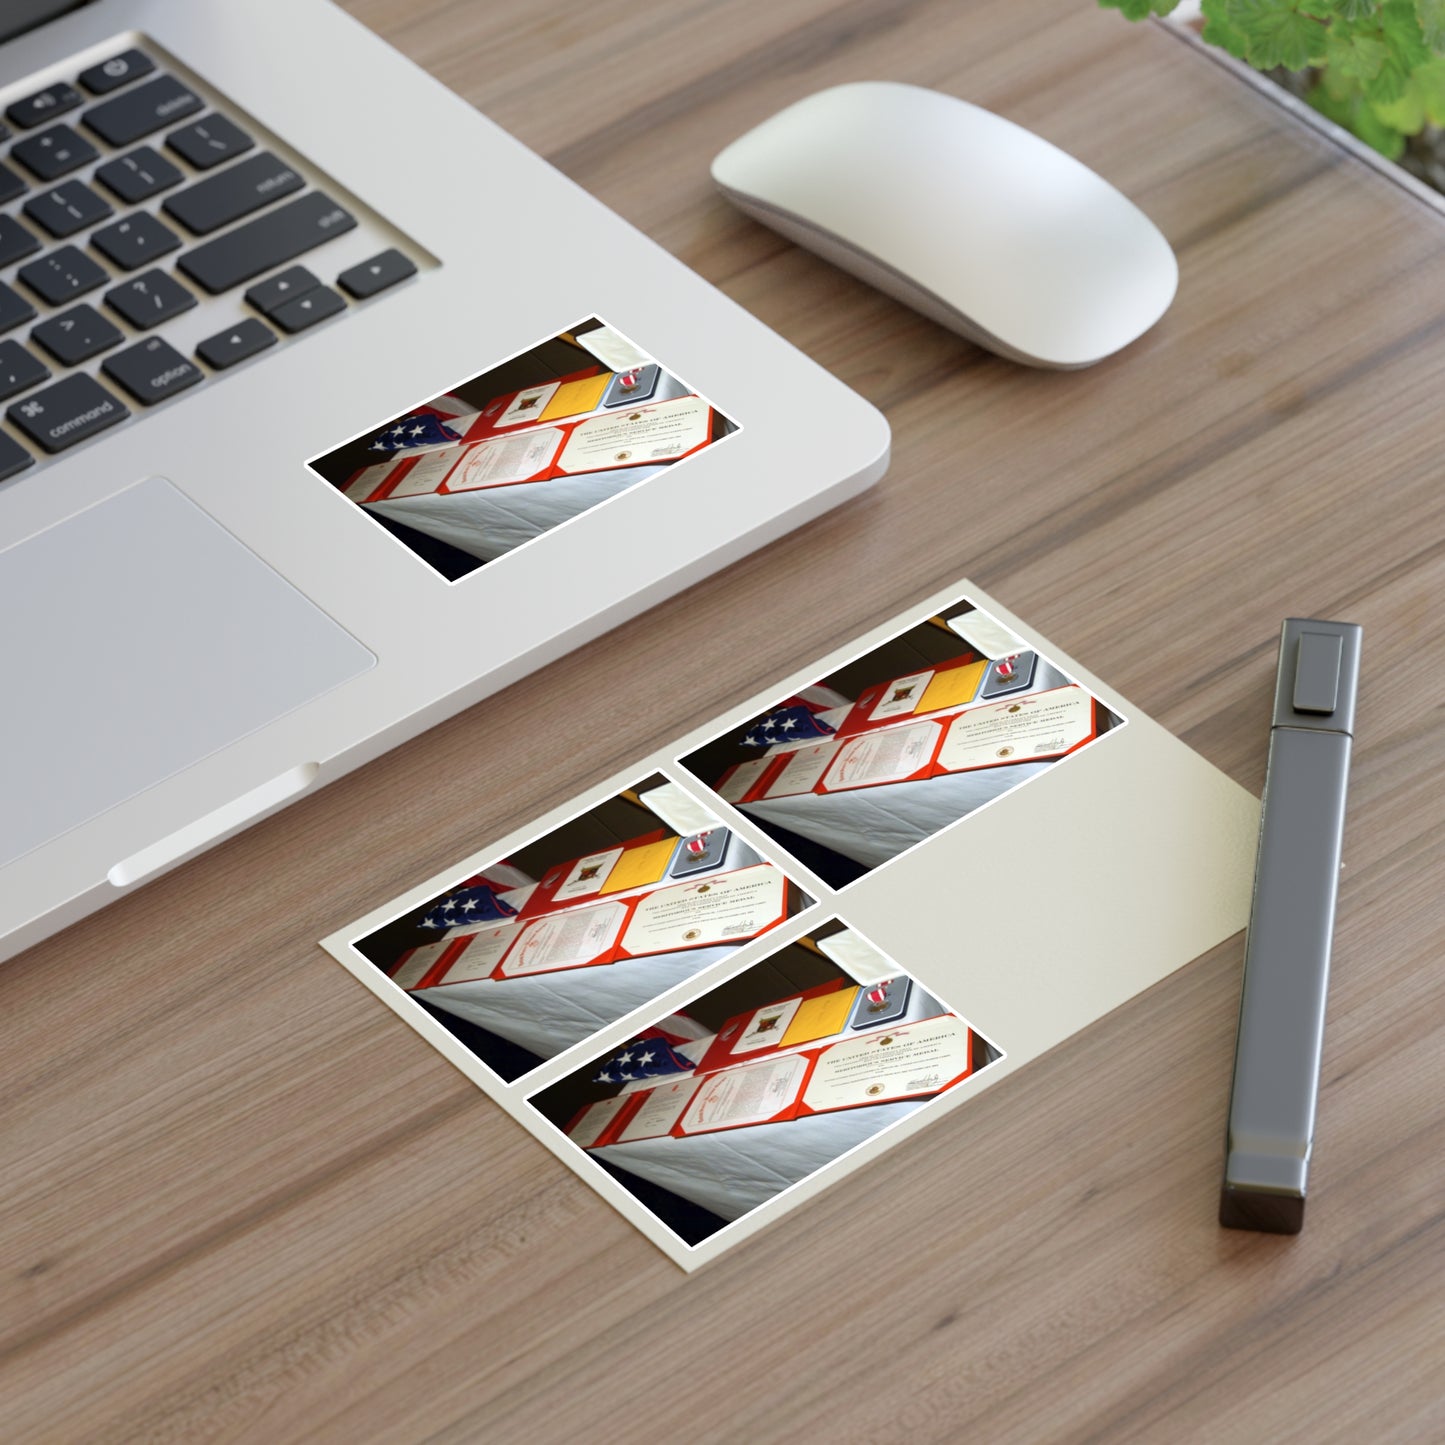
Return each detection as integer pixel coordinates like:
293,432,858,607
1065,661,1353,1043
711,81,1178,369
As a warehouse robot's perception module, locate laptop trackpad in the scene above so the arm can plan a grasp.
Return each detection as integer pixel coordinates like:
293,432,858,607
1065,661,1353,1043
0,478,375,869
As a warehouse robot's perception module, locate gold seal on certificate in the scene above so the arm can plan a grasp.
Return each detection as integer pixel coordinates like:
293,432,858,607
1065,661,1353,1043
619,863,787,956
556,395,711,474
434,920,525,984
935,684,1095,773
678,1053,809,1134
497,900,628,977
443,428,564,492
821,718,943,792
802,1015,973,1113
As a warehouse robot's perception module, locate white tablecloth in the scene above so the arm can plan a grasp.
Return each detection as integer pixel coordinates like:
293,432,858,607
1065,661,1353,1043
421,944,740,1060
368,466,667,561
592,1101,925,1222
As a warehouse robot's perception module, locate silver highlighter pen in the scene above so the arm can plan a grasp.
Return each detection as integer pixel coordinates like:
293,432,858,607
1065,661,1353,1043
1220,618,1362,1234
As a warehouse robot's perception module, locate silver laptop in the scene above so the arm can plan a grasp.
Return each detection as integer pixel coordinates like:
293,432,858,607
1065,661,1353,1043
0,0,890,962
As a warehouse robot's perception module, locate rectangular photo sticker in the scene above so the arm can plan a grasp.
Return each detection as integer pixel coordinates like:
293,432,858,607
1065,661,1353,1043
528,919,1002,1252
307,317,738,580
346,774,813,1082
676,596,1123,889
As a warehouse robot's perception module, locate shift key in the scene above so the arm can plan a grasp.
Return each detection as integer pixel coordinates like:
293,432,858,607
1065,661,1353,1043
177,192,356,294
163,151,303,236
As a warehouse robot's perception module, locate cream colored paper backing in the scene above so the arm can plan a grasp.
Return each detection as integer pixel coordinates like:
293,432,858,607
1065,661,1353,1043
322,579,1258,1270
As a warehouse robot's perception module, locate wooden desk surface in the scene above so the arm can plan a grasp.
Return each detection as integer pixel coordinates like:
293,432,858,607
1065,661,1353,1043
3,2,1442,1439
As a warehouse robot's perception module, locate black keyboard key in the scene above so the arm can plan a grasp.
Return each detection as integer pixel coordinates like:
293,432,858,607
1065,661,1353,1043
245,265,319,315
79,49,155,96
337,248,416,300
95,146,183,204
8,372,127,452
178,192,355,295
197,318,276,370
7,82,82,131
12,124,98,181
104,268,196,329
83,74,201,148
18,245,107,306
32,303,123,366
103,336,202,407
0,283,36,335
23,179,113,238
271,285,345,333
0,215,42,268
91,212,181,270
0,161,27,205
0,429,33,483
166,114,252,169
163,152,303,236
0,340,49,401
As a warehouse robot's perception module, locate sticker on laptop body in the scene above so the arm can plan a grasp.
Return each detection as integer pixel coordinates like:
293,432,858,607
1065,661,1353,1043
305,317,738,582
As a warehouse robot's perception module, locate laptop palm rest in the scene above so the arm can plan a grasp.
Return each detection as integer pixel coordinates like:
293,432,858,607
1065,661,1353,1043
0,478,374,871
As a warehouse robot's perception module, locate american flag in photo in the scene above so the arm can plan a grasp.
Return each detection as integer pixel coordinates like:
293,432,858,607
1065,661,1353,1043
418,885,517,932
740,703,837,750
369,412,463,453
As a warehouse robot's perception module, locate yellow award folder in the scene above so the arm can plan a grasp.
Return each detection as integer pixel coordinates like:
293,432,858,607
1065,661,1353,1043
540,372,612,423
599,836,679,894
916,659,987,714
781,986,859,1047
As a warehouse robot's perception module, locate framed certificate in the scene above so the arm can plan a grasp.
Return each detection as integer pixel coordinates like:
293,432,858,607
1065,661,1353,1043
675,1053,810,1135
387,938,459,992
798,1015,974,1115
564,1093,638,1150
428,920,526,985
762,739,842,799
555,395,713,475
440,429,564,493
617,863,788,957
494,900,629,978
819,719,944,792
614,1077,705,1143
933,685,1098,774
715,755,772,805
551,847,625,903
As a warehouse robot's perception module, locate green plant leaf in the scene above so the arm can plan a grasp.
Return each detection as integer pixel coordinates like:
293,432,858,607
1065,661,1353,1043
1337,0,1382,17
1380,0,1432,64
1223,0,1328,69
1097,0,1181,17
1308,77,1408,151
1371,72,1428,124
1201,0,1253,55
1354,97,1412,149
1408,52,1445,117
1325,25,1391,77
1415,0,1445,48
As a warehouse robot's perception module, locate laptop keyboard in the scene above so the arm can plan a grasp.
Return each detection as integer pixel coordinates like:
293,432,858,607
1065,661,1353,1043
0,43,423,483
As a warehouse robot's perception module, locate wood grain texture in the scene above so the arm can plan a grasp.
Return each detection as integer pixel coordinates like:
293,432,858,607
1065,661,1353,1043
2,2,1443,1440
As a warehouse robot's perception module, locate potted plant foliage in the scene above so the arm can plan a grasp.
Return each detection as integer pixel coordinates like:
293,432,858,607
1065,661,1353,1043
1102,0,1445,194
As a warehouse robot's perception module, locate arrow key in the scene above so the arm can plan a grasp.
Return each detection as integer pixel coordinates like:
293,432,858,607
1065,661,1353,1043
197,318,275,370
244,265,319,316
270,284,345,334
337,248,416,300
